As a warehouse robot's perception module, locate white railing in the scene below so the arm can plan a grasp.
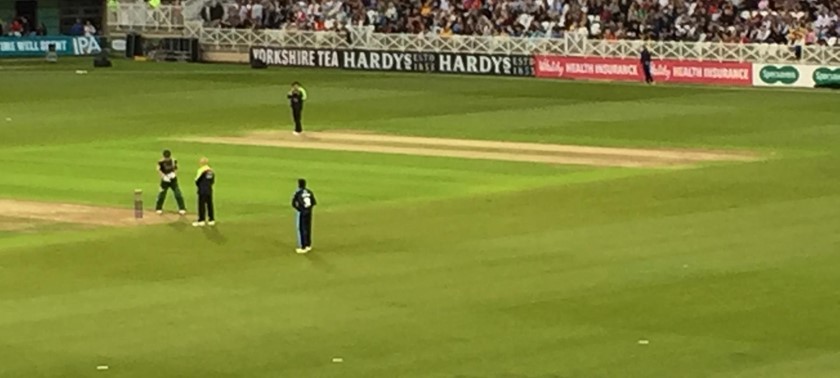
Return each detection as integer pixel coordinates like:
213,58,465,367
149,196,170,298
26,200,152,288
190,27,840,65
114,4,840,65
184,22,353,51
108,3,185,34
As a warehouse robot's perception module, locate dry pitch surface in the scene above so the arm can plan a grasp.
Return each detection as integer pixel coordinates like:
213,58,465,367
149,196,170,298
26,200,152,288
178,131,758,168
0,199,177,230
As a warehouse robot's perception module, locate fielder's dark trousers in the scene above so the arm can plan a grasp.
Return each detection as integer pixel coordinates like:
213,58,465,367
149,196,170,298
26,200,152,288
296,211,312,248
197,192,215,222
156,179,186,211
643,63,654,83
292,105,303,133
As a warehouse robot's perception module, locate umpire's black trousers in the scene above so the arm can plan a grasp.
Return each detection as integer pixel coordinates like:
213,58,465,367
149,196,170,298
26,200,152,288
642,62,654,83
296,211,312,248
292,104,303,133
197,192,215,222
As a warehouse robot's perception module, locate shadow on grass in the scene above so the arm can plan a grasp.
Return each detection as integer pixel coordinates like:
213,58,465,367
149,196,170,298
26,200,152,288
202,226,227,245
167,220,189,232
303,250,333,272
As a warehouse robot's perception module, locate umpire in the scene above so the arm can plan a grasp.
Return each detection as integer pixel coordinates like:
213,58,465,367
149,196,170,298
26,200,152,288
155,149,186,215
287,81,307,135
193,157,216,227
291,178,317,254
641,46,654,84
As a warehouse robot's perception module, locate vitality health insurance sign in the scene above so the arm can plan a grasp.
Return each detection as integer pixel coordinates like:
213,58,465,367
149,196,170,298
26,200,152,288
0,36,102,57
753,64,840,88
534,55,752,86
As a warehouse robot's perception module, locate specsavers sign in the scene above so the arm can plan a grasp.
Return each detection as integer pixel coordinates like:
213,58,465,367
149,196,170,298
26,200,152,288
753,64,840,88
0,36,101,57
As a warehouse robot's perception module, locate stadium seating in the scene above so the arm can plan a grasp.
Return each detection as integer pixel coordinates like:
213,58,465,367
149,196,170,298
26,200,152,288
192,0,838,46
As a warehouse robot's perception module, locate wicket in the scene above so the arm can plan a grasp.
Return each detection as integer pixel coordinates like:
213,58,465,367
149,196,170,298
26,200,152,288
134,189,143,219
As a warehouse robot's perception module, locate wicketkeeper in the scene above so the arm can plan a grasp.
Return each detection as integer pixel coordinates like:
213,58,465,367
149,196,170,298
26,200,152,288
155,149,187,215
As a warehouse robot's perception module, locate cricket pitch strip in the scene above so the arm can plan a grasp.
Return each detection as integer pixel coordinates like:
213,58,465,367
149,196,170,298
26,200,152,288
0,199,177,228
177,131,760,168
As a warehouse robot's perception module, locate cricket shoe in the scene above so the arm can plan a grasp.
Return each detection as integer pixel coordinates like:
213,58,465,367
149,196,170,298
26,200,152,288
296,248,307,254
207,221,216,226
156,210,163,215
192,221,206,227
178,210,186,215
304,247,312,253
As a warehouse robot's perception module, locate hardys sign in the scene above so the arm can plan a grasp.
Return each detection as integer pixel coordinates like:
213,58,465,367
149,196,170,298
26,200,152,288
0,36,101,57
248,47,533,77
249,47,430,71
437,53,533,76
342,50,435,72
753,64,840,88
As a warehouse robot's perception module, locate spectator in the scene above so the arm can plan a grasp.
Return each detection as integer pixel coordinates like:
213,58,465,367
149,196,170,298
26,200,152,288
201,1,226,27
9,17,23,36
252,0,265,27
84,20,97,36
751,23,770,42
69,18,83,35
239,0,251,26
20,16,31,35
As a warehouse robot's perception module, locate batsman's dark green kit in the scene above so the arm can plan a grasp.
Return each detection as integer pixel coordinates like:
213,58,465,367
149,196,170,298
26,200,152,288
156,156,186,212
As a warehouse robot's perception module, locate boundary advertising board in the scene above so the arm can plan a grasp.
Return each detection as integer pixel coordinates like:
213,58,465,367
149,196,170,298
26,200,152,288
534,55,752,86
753,64,840,88
0,36,102,57
246,46,837,90
249,47,533,77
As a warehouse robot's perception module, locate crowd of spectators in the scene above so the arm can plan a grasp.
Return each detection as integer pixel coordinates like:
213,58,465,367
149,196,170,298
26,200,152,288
69,19,100,36
196,0,840,46
0,17,99,37
0,17,48,37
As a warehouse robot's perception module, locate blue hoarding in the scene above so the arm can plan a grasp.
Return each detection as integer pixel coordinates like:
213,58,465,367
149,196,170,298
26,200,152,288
0,36,102,57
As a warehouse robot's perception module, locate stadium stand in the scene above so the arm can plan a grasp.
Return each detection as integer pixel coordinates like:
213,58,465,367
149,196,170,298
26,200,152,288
163,0,838,46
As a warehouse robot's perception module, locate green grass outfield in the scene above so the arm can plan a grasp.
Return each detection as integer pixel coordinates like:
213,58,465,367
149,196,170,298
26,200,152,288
1,58,840,377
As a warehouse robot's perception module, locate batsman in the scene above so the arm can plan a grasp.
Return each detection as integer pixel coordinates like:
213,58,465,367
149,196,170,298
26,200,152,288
155,149,187,215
